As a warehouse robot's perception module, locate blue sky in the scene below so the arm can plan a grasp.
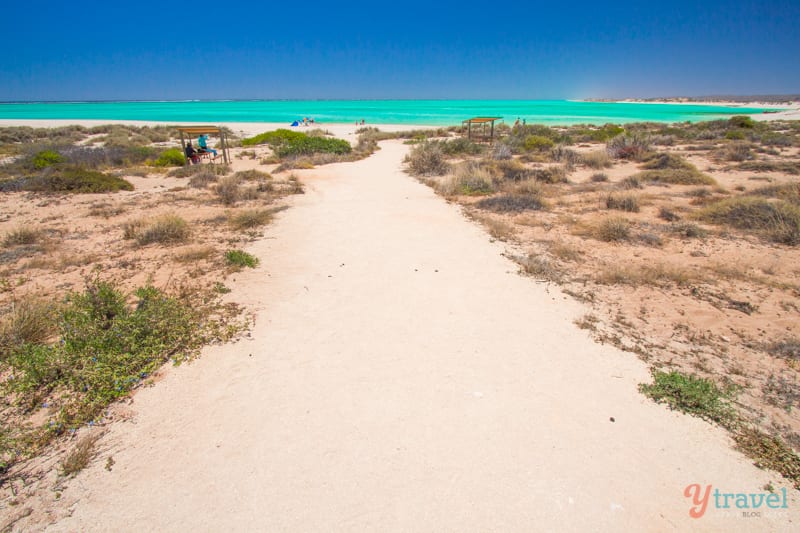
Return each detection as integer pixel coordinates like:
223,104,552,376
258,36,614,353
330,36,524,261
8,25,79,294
2,0,798,101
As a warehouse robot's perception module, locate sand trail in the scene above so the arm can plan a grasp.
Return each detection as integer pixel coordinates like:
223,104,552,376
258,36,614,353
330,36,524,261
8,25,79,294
47,141,797,531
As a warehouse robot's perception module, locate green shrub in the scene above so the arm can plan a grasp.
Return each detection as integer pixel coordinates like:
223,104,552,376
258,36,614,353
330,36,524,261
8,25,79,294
0,280,239,468
32,150,64,169
225,249,259,268
729,115,756,129
24,167,134,193
639,370,735,425
523,135,555,152
725,130,746,140
152,148,185,167
241,129,351,157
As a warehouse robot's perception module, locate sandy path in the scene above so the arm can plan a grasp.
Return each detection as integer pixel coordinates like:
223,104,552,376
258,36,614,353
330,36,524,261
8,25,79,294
45,141,796,531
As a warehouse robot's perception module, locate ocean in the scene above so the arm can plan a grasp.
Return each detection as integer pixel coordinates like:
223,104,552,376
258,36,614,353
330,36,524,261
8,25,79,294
0,100,771,126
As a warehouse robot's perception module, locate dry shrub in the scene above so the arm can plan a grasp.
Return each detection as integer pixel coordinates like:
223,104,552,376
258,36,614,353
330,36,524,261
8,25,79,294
189,170,218,189
475,194,545,213
229,209,274,230
607,133,651,160
590,172,609,182
124,214,190,246
605,193,640,212
61,433,102,476
516,253,561,282
699,196,800,245
582,150,612,169
530,165,568,184
437,162,496,196
216,176,242,205
3,226,43,247
405,141,449,176
596,262,695,287
0,299,57,354
174,245,216,263
549,241,583,262
595,217,631,242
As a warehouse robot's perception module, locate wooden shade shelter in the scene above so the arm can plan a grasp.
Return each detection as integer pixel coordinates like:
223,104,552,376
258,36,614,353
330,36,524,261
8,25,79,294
462,117,502,142
177,126,231,165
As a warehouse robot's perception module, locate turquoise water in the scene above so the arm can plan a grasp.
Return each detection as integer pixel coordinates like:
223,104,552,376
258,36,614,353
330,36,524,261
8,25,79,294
0,100,771,126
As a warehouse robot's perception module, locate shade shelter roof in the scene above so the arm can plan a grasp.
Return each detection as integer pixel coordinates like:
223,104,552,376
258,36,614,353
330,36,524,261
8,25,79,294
177,126,230,165
461,117,502,125
177,126,224,135
461,117,503,142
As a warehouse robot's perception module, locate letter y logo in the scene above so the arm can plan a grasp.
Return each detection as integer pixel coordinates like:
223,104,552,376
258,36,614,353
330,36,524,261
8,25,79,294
684,484,712,518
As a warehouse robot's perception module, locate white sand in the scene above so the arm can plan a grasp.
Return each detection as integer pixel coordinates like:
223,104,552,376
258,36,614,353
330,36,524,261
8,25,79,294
40,141,797,531
0,119,434,141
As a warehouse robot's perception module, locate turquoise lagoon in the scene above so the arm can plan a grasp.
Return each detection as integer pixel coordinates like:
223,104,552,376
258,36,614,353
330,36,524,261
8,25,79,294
0,100,771,126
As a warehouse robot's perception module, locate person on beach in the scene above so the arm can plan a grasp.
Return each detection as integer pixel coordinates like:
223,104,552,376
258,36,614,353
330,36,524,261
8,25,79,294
197,134,217,157
184,142,200,164
514,117,520,128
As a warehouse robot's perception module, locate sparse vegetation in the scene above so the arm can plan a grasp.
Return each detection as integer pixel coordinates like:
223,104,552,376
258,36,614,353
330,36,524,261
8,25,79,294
225,249,259,269
152,148,185,167
405,141,449,176
700,196,800,244
595,217,631,242
229,209,274,230
639,370,736,425
124,214,190,246
605,193,640,212
475,194,545,213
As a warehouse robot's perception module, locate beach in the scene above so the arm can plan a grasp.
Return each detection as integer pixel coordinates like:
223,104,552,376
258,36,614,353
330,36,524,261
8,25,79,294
1,114,800,531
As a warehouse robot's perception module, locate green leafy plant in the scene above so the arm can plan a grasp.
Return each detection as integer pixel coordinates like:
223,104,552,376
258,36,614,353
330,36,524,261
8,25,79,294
225,249,259,268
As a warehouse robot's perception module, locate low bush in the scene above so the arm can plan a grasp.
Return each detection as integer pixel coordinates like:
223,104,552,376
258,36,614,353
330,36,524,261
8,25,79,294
152,148,185,167
438,162,496,195
405,141,449,176
475,194,545,213
229,209,274,230
3,226,44,247
605,193,640,212
633,169,717,186
530,165,568,184
241,129,351,157
188,171,217,189
32,150,65,169
699,196,800,245
670,221,707,238
216,176,242,205
595,217,631,242
0,281,239,467
23,167,134,193
523,135,555,152
581,150,612,169
590,172,609,182
607,133,651,160
639,370,735,426
225,249,259,268
124,214,190,246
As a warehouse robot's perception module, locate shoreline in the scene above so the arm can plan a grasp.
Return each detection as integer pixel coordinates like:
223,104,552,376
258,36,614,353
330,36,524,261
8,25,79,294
0,119,437,141
0,98,798,139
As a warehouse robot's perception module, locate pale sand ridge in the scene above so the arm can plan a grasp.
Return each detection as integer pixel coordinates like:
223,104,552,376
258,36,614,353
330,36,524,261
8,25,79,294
46,141,797,531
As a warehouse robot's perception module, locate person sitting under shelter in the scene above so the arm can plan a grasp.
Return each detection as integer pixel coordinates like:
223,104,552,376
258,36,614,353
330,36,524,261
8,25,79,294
197,134,218,157
184,141,200,164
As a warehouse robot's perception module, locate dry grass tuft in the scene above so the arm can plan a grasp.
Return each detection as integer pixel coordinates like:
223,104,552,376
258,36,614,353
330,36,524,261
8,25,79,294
60,433,102,477
3,226,44,247
229,209,275,230
699,196,800,245
595,217,631,242
596,262,696,287
475,194,545,213
123,214,191,246
605,193,640,212
174,245,216,263
581,150,612,169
